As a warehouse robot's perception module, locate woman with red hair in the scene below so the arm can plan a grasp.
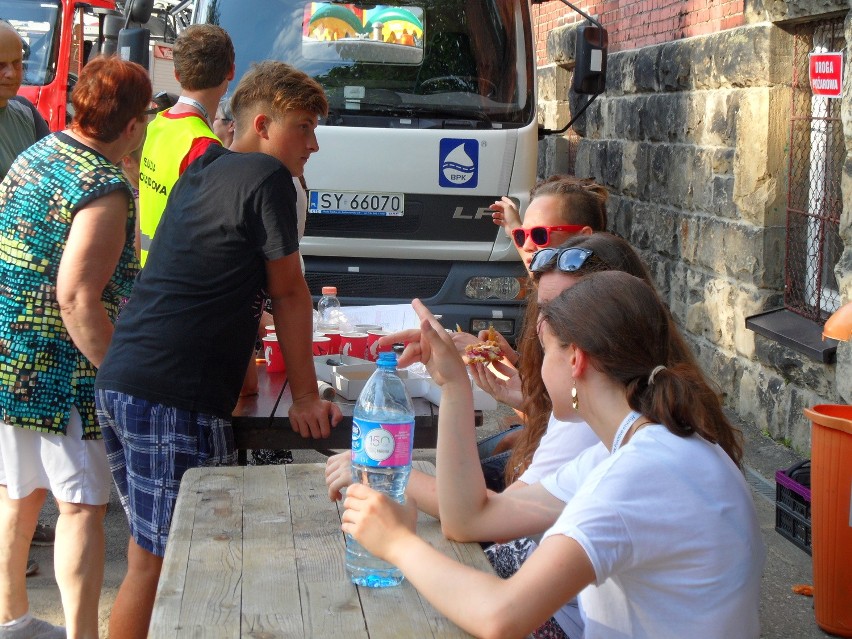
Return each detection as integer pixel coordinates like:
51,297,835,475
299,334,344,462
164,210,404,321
0,56,150,639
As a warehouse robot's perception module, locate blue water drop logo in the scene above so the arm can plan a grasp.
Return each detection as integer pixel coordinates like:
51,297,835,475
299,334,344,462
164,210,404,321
439,138,478,188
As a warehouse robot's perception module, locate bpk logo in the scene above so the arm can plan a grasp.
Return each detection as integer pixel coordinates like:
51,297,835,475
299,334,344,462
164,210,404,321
439,138,478,188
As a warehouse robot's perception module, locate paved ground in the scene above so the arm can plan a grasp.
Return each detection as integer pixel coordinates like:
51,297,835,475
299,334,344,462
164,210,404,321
26,404,833,638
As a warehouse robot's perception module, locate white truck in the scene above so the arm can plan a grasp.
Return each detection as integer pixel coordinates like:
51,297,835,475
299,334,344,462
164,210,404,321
190,0,602,342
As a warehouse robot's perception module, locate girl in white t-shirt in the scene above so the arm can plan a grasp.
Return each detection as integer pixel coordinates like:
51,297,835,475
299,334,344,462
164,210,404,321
327,233,680,506
341,271,764,639
472,231,703,490
328,232,700,638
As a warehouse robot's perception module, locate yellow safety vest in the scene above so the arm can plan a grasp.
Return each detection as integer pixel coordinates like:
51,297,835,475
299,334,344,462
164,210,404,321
138,111,219,265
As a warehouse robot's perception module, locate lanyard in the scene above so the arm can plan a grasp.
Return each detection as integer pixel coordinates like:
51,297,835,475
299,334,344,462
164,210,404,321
610,410,642,454
177,96,210,126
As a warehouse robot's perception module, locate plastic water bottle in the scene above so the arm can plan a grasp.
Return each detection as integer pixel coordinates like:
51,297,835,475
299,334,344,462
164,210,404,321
346,351,415,588
317,286,341,331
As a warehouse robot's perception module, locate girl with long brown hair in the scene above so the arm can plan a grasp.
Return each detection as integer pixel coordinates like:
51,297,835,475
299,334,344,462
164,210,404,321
327,233,702,637
342,274,763,639
496,231,707,488
327,232,703,507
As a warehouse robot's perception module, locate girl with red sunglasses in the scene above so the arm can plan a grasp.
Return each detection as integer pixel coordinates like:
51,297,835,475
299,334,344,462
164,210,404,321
489,175,609,273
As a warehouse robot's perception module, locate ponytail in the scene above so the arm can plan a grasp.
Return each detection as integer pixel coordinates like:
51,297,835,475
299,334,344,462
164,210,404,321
541,271,745,468
626,364,744,467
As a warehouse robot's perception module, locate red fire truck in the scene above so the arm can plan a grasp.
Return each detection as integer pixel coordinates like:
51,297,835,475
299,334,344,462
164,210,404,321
3,0,186,131
3,0,119,130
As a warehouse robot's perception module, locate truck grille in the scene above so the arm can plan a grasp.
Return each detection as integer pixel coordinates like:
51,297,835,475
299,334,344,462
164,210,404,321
305,272,445,300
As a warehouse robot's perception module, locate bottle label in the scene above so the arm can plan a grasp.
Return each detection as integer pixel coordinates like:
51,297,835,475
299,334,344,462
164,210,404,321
351,417,414,467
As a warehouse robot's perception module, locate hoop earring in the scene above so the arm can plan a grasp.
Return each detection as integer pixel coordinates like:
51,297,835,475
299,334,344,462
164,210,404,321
571,384,579,410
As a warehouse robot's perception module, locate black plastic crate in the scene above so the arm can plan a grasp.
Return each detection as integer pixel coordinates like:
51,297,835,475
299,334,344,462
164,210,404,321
775,460,811,555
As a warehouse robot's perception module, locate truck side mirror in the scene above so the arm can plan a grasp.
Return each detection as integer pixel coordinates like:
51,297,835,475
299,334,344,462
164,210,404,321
117,28,150,69
102,13,125,56
127,0,155,25
572,24,607,95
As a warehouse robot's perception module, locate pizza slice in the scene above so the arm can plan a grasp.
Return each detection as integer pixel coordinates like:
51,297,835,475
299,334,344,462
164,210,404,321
463,326,504,364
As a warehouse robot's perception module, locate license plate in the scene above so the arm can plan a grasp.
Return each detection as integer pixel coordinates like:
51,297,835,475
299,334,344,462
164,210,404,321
308,190,404,217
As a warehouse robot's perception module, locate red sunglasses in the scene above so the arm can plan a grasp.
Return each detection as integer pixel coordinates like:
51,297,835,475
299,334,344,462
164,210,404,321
512,224,585,248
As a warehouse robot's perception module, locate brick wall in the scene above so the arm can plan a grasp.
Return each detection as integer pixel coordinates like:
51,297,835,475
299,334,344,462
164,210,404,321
532,0,745,65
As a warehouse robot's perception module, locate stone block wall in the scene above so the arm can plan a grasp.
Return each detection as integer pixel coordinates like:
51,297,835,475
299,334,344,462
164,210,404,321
538,19,851,454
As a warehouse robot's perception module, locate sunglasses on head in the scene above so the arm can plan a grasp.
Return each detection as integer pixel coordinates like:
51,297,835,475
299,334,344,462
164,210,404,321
512,224,586,248
529,247,594,274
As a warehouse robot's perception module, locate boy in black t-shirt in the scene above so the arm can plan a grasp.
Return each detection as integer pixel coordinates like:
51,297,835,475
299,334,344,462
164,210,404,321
95,61,341,639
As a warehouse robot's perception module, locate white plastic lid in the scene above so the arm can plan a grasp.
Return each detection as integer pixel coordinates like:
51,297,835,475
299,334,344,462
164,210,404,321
321,286,337,295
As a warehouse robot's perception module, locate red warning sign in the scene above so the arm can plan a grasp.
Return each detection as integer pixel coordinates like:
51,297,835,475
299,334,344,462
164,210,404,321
809,52,843,98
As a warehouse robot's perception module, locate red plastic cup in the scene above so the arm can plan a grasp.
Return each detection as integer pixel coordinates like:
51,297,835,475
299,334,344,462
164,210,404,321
264,324,276,336
366,330,391,361
262,335,286,373
312,335,332,356
322,330,342,355
340,332,369,359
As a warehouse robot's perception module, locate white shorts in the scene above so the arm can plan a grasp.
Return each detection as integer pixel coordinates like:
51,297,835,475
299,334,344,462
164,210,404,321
0,407,111,505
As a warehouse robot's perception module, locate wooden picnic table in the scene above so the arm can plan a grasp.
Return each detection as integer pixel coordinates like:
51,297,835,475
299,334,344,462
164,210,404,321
231,364,480,461
150,461,494,638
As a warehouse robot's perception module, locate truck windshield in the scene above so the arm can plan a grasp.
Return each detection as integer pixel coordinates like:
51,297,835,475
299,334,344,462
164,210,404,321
193,0,534,126
1,0,61,86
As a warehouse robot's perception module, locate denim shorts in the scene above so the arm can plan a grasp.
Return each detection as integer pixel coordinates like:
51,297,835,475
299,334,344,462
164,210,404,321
478,424,524,493
95,389,237,557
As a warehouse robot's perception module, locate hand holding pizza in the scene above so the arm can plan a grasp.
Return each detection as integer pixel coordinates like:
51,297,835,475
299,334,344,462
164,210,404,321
449,330,479,354
476,328,517,365
462,326,505,364
468,358,523,409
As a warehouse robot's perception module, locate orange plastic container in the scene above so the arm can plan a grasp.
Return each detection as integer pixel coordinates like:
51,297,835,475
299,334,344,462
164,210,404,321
804,404,852,637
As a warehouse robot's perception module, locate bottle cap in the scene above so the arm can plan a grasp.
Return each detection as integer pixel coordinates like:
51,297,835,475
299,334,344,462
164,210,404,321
376,351,398,366
321,286,337,295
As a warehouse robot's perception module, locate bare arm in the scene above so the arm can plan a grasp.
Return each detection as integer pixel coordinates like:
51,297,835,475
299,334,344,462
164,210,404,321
325,451,441,516
408,467,516,520
408,300,564,542
489,196,522,237
266,253,342,438
342,484,595,639
384,327,518,364
57,190,131,368
406,468,439,517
